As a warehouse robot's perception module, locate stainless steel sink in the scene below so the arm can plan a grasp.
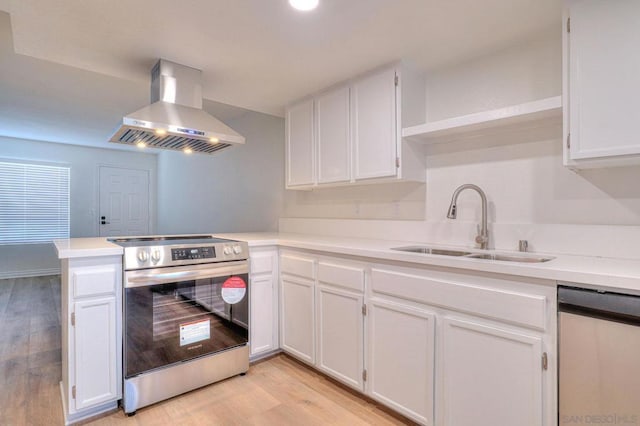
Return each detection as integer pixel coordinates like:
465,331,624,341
391,246,554,263
465,253,553,263
392,246,472,256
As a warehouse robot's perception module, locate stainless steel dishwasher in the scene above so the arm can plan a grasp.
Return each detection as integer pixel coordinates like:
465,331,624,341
559,285,640,425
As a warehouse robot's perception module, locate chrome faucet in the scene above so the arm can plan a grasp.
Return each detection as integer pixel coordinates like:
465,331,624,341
446,184,489,250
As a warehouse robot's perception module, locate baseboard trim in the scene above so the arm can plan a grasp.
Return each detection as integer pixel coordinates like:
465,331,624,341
249,348,282,364
0,268,60,279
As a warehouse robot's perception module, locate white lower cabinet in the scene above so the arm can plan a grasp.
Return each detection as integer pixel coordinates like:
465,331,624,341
280,253,316,364
281,277,315,363
439,316,543,426
73,297,118,410
249,247,279,358
277,251,556,426
60,255,122,424
368,298,435,425
316,261,365,391
370,264,555,426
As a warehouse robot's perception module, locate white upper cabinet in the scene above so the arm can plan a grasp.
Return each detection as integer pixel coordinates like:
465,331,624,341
564,0,640,167
286,98,315,186
352,67,397,180
285,63,425,189
317,86,351,184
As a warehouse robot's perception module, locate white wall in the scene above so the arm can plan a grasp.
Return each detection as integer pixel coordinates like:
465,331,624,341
280,32,640,259
0,136,157,277
283,182,425,220
425,31,562,121
157,104,284,234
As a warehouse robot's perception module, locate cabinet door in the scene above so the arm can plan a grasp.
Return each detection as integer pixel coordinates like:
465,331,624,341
352,67,398,180
368,298,435,425
250,274,274,356
317,86,350,184
439,317,543,426
74,297,118,410
567,0,640,160
286,99,315,187
316,285,364,390
280,276,315,364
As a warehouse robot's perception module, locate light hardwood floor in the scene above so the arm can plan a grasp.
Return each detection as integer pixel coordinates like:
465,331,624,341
0,276,413,426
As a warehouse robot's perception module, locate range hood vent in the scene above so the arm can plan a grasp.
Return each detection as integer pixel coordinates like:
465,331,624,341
109,59,244,154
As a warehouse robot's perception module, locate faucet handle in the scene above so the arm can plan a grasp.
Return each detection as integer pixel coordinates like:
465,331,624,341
519,240,529,252
475,224,489,249
475,224,487,243
475,234,488,245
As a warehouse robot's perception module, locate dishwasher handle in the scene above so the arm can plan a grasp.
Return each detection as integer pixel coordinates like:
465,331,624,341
559,285,640,325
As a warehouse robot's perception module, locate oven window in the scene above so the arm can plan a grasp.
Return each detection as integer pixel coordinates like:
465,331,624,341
125,273,249,378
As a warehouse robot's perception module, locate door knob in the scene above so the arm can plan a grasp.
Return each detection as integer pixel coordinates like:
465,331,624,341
100,216,110,225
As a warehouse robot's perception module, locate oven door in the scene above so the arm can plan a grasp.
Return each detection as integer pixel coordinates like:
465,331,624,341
124,261,249,378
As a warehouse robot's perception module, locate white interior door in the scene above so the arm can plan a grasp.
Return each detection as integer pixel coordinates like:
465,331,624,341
99,166,150,237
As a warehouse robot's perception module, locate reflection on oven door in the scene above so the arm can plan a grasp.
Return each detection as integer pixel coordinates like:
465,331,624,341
125,273,249,378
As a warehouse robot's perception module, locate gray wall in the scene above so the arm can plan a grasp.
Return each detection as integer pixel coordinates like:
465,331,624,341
0,136,157,278
157,107,285,234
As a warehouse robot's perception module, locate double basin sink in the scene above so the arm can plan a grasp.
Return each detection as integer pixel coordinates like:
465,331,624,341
392,246,553,263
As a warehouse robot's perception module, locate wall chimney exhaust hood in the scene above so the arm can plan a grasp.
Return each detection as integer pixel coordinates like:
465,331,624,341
109,59,245,154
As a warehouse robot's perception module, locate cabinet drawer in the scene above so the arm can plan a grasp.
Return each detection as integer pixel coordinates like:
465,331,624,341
73,267,117,298
250,253,275,275
280,255,315,279
318,262,364,293
371,268,546,331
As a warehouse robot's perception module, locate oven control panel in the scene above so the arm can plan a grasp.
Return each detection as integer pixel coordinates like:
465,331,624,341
171,246,215,261
118,238,249,270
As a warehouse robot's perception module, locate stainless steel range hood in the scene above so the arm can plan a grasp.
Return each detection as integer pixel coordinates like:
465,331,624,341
109,59,245,154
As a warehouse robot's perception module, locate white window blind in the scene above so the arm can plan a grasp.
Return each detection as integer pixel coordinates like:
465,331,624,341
0,161,70,244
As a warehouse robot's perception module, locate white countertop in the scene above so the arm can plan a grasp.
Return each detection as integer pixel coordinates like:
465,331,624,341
216,232,640,293
55,232,640,293
54,237,122,258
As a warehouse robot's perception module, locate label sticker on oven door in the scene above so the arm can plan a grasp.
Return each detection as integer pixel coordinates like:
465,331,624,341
221,276,247,304
180,319,210,347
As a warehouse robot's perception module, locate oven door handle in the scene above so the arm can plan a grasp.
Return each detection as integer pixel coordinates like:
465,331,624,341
125,263,248,288
131,270,202,283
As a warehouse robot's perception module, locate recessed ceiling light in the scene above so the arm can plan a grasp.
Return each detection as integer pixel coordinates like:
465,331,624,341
289,0,319,11
183,148,193,154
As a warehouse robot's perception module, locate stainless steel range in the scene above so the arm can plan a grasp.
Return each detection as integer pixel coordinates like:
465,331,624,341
109,235,250,415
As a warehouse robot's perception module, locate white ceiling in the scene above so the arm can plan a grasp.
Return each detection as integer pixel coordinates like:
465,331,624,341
0,0,562,151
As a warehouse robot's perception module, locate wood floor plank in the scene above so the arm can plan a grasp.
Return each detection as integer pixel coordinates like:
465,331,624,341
0,278,15,316
0,357,29,426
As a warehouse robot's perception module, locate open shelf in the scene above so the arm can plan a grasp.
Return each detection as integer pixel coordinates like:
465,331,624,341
402,96,562,144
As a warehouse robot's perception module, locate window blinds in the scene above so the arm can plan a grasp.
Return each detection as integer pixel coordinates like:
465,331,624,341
0,161,70,244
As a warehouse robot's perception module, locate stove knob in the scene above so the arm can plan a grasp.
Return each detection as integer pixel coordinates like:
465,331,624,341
151,250,161,262
137,250,149,263
223,246,233,255
233,245,242,255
